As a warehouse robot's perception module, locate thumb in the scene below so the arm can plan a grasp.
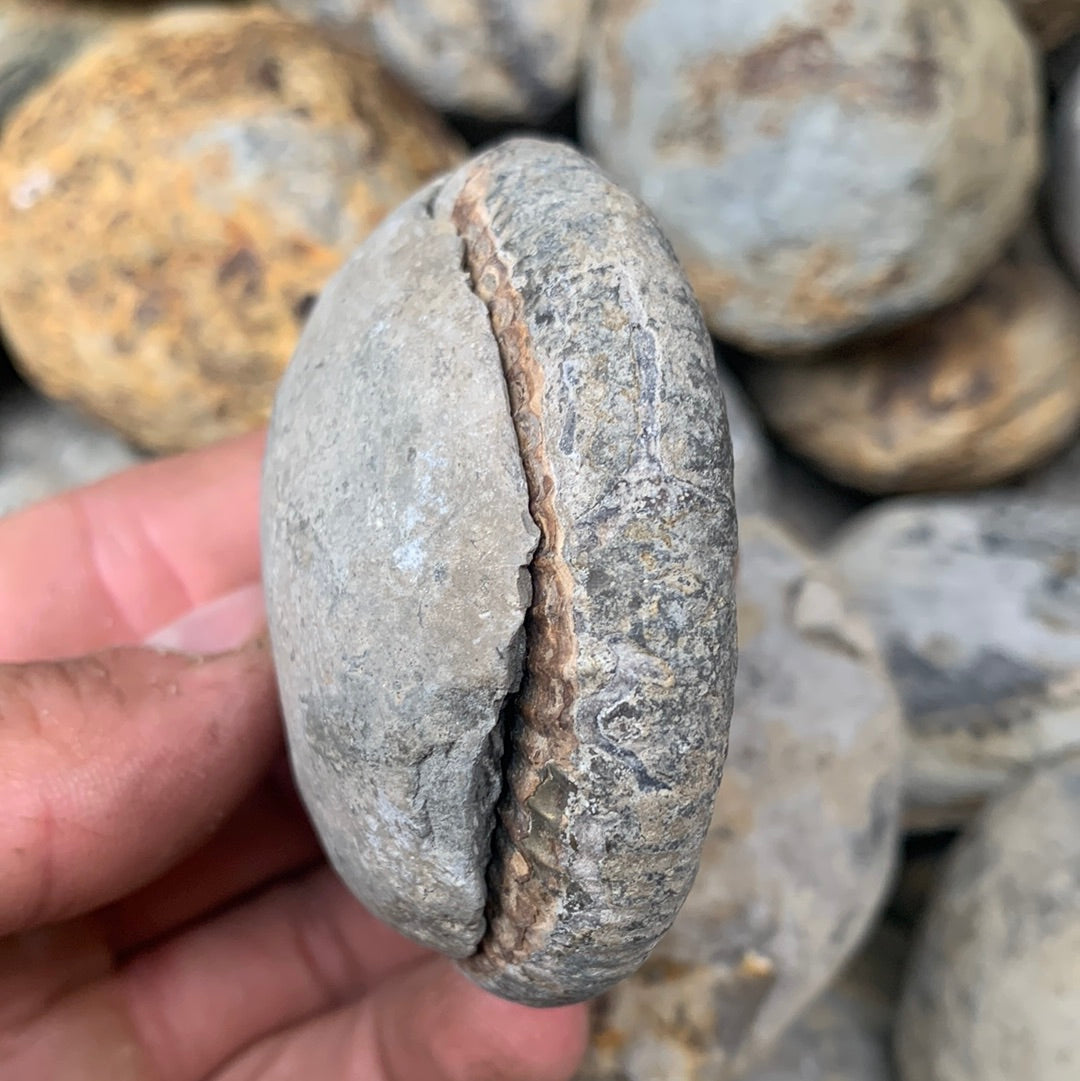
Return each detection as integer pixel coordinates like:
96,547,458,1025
0,605,279,936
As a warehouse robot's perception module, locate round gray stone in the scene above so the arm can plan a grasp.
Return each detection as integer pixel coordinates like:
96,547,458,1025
896,755,1080,1081
579,516,903,1081
582,0,1044,354
828,495,1080,830
262,136,738,1007
274,0,588,120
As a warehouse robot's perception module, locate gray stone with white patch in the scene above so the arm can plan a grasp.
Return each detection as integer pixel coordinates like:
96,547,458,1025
829,495,1080,829
582,0,1043,354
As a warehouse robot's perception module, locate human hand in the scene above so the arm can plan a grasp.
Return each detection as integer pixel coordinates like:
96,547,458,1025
0,431,589,1080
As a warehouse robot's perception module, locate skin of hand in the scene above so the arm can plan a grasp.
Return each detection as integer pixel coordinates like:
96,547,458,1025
0,430,589,1081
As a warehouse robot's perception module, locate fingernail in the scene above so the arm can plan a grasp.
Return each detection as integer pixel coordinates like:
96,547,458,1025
143,583,266,655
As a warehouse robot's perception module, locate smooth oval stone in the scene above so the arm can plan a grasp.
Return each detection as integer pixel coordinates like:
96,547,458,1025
263,137,738,1007
582,0,1043,354
0,5,463,453
743,227,1080,494
829,495,1080,830
579,516,902,1081
275,0,588,120
896,755,1080,1081
0,387,141,516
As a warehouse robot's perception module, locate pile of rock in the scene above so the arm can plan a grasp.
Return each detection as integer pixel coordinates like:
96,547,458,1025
1,2,1077,1080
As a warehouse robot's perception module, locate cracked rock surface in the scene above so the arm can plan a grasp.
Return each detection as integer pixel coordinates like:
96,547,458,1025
582,0,1043,353
829,495,1080,829
896,755,1080,1081
262,137,738,1007
579,516,902,1080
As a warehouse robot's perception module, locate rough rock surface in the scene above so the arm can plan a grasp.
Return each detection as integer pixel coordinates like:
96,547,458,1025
0,388,141,516
0,5,463,453
579,516,902,1081
829,496,1080,830
896,755,1080,1081
582,0,1043,353
743,228,1080,494
262,138,738,1007
275,0,587,120
1011,0,1080,48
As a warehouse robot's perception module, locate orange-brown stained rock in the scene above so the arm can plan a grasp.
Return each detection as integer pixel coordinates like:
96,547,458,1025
742,228,1080,494
0,5,464,453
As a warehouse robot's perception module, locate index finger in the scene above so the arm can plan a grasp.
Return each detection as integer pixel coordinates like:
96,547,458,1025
0,430,265,662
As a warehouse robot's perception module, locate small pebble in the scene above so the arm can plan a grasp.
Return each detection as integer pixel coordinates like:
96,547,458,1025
829,494,1080,829
742,227,1080,494
896,755,1080,1081
582,0,1043,353
579,516,902,1081
0,5,463,453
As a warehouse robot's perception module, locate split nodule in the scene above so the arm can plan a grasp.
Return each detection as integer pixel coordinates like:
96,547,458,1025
261,137,738,1006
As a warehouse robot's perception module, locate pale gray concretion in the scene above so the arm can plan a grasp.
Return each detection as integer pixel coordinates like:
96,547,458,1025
0,387,141,516
262,137,738,1006
274,0,588,120
896,755,1080,1081
829,496,1080,830
579,517,902,1080
582,0,1044,354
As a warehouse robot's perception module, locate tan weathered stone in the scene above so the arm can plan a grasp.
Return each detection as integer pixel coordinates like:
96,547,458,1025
0,5,463,452
744,229,1080,494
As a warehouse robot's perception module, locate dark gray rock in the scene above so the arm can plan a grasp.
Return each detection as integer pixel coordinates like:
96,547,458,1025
896,755,1080,1081
579,516,902,1081
829,496,1080,829
582,0,1043,354
262,137,738,1007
